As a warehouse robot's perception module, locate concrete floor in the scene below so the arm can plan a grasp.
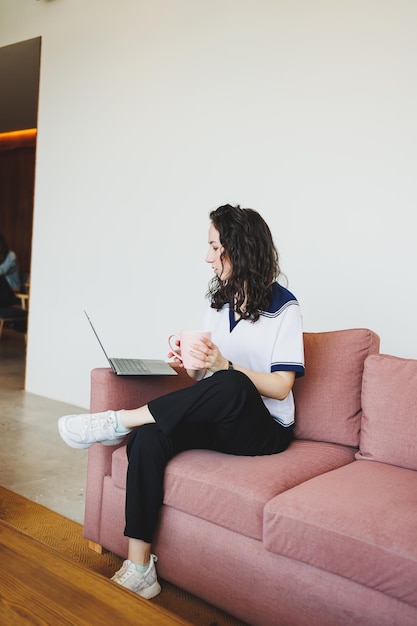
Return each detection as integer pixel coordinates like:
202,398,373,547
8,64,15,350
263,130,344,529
0,327,88,524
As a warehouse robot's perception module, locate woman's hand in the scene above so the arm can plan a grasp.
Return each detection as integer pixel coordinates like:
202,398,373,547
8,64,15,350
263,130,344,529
180,336,228,380
187,337,295,399
168,337,226,378
187,336,228,373
174,336,295,400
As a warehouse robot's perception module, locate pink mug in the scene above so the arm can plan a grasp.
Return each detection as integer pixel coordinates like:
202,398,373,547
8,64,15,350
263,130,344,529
168,330,211,369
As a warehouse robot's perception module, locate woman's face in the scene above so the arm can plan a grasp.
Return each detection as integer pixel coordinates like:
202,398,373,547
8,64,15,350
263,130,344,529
206,223,232,281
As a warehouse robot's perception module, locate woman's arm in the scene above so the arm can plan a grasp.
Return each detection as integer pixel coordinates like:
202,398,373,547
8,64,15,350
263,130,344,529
187,338,296,399
227,365,295,400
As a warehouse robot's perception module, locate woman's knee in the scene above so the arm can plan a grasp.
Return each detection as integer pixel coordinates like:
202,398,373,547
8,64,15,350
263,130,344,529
127,423,172,461
215,369,258,399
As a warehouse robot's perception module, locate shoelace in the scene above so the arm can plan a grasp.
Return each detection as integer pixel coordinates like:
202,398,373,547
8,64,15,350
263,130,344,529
82,413,115,432
114,556,157,584
114,561,134,583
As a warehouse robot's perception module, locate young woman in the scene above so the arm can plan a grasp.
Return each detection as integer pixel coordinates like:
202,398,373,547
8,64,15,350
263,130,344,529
58,204,305,599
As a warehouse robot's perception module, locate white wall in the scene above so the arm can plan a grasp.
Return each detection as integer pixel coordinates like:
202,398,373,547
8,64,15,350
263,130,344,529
1,0,416,409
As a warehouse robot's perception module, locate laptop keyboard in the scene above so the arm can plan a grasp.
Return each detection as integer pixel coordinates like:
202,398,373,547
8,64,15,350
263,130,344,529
112,358,149,373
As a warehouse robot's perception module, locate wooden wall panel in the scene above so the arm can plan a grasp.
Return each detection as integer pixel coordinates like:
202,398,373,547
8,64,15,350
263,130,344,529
0,139,36,277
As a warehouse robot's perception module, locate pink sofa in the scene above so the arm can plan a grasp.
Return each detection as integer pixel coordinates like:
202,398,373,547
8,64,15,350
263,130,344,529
83,329,417,626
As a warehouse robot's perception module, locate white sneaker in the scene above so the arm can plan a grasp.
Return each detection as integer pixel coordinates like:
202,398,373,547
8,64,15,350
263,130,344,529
111,556,162,599
58,410,129,449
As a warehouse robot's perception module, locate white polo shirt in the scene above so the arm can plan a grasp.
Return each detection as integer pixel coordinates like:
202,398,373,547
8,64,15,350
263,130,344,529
203,282,304,427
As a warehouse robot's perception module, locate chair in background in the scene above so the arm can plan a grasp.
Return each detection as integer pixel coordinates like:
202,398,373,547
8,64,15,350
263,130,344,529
0,275,28,339
15,272,30,311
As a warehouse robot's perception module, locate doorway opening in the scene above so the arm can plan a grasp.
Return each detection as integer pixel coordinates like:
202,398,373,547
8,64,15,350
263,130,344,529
0,37,41,384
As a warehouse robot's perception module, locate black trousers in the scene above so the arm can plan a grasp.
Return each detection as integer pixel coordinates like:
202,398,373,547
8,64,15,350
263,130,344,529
124,370,293,542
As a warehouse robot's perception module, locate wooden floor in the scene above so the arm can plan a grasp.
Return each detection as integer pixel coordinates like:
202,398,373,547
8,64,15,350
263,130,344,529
0,519,191,626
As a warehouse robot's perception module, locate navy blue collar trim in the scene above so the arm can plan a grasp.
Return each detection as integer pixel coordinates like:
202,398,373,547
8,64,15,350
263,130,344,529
226,283,299,332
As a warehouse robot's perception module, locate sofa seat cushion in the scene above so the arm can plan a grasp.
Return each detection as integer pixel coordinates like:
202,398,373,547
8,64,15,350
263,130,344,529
264,460,417,608
166,440,354,539
111,440,355,540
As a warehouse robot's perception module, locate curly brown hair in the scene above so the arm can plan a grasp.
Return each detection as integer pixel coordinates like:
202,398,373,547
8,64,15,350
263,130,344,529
206,204,282,322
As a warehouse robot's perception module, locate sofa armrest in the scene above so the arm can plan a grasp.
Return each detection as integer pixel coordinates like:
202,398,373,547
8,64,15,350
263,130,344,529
89,366,194,412
83,366,194,543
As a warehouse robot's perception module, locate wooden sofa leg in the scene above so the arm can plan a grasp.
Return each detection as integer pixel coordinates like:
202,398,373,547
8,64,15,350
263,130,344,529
88,541,107,554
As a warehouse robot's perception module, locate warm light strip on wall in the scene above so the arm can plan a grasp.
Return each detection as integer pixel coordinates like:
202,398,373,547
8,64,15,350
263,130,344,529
0,128,37,149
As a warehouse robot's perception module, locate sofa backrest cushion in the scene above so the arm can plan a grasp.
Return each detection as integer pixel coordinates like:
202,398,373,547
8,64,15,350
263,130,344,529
293,329,380,447
355,353,417,470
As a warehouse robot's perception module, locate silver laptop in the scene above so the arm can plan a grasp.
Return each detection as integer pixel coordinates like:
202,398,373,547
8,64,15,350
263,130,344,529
84,311,177,376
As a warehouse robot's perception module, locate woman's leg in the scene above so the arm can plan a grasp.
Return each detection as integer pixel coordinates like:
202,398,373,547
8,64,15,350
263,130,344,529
111,419,210,597
148,370,290,455
110,370,292,597
124,419,213,540
109,423,177,598
119,405,155,429
59,370,291,453
127,538,151,565
124,424,172,541
123,370,290,549
58,406,156,449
